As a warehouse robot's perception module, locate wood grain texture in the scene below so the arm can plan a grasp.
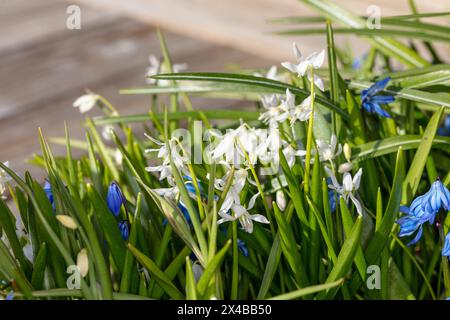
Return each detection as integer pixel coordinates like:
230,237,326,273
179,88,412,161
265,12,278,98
0,0,271,178
73,0,450,62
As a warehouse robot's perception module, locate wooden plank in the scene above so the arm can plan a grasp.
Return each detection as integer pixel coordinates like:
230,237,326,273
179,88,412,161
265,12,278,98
73,0,449,62
0,1,271,178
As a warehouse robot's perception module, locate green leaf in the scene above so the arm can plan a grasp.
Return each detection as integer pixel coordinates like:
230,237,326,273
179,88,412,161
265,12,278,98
30,243,47,290
127,244,184,300
273,201,308,287
316,215,363,299
197,240,231,298
402,107,445,202
352,134,450,162
185,257,198,300
268,278,345,300
151,72,348,119
349,80,450,108
299,0,430,68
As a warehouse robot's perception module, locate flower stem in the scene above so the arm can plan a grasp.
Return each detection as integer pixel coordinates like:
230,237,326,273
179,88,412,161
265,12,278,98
231,221,239,300
304,66,316,194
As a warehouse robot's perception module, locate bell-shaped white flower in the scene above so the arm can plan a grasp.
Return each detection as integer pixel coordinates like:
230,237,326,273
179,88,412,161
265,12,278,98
325,167,363,215
145,55,187,86
218,193,270,234
316,134,342,162
281,43,325,91
258,94,289,127
73,94,99,113
290,94,314,124
145,134,190,184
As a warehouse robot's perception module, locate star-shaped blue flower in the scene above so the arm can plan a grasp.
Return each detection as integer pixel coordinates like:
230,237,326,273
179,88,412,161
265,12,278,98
361,77,395,118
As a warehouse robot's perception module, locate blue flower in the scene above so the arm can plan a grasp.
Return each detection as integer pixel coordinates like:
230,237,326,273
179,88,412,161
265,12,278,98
106,182,125,217
118,220,129,241
5,291,14,301
361,77,395,118
443,232,450,258
44,180,55,210
237,238,249,257
397,179,450,246
438,115,450,136
351,53,368,70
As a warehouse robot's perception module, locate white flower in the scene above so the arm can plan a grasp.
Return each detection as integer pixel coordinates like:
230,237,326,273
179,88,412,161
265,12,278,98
325,167,363,215
218,193,270,233
289,94,314,124
145,134,190,184
211,124,262,165
258,94,289,126
73,94,99,113
281,43,325,91
145,54,187,86
316,134,342,162
0,162,12,200
101,125,115,141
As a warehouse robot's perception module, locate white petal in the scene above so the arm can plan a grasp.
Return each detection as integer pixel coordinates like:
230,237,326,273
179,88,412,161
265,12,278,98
349,193,363,216
310,49,325,68
353,168,363,190
342,172,353,192
281,62,298,73
247,192,260,210
313,74,325,91
250,214,270,224
293,43,302,61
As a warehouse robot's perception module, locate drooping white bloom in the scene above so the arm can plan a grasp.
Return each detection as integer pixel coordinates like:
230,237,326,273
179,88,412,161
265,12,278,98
73,94,99,113
218,193,270,234
289,94,314,124
281,43,325,91
145,55,187,86
0,162,12,200
325,167,363,215
316,134,342,162
145,134,190,184
101,125,115,141
258,94,289,127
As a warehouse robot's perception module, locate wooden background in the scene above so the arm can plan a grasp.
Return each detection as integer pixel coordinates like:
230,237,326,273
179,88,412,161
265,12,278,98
0,0,448,178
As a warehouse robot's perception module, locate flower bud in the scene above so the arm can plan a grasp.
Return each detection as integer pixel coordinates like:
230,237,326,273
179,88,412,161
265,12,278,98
119,220,130,241
107,182,124,217
276,190,286,211
56,215,78,230
77,249,89,277
338,162,353,174
343,143,352,162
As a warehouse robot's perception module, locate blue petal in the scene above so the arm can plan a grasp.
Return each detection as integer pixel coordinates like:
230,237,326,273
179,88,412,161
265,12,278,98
237,239,249,257
106,182,124,217
370,102,392,118
442,232,450,257
369,95,395,105
5,291,14,301
407,225,423,246
399,206,410,214
362,77,391,100
397,216,421,237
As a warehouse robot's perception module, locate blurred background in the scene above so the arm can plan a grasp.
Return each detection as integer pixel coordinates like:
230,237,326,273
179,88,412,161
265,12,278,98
0,0,448,178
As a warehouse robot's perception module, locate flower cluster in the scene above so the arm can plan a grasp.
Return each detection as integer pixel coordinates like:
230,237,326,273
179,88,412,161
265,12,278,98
397,179,450,256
